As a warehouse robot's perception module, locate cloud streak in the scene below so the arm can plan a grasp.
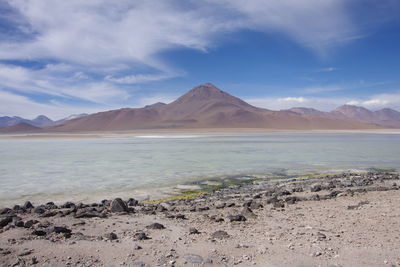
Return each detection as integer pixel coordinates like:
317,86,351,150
0,0,398,117
246,91,400,112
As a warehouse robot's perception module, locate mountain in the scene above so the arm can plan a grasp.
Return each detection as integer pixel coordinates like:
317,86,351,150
3,83,398,133
0,114,90,128
331,105,374,121
54,113,88,125
0,116,32,128
48,83,380,132
144,102,166,108
0,122,41,133
288,107,332,118
31,115,54,127
0,115,52,128
288,105,400,128
332,105,400,127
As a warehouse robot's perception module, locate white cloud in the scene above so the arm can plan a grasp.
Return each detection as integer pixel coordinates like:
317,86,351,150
278,97,307,103
0,0,397,117
1,0,361,66
0,63,129,104
105,73,176,84
246,91,400,112
136,94,178,107
318,67,338,72
246,96,347,111
0,90,103,119
347,93,400,110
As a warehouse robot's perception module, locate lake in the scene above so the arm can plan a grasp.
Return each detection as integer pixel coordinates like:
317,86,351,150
0,132,399,207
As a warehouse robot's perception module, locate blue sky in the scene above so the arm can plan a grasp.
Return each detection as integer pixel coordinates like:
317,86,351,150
0,0,400,119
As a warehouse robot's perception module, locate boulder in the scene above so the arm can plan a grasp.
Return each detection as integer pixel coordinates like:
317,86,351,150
211,230,230,239
227,215,247,222
104,232,118,240
146,223,165,229
23,201,34,209
110,198,128,212
0,215,13,228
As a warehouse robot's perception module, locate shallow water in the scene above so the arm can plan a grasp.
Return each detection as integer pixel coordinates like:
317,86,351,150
0,132,399,207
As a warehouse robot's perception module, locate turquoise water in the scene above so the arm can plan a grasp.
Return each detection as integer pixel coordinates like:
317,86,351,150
0,133,399,206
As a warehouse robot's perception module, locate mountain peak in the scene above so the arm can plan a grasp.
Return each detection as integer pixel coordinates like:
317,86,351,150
144,102,167,108
188,83,224,96
176,83,244,104
33,115,52,121
335,104,370,111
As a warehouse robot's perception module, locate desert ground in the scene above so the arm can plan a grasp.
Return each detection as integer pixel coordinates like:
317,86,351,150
1,171,399,267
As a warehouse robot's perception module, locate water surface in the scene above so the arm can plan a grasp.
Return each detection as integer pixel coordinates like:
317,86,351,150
0,133,399,207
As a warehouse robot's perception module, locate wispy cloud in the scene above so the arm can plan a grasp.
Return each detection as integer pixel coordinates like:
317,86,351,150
317,67,338,72
0,0,398,117
346,92,400,110
246,91,400,111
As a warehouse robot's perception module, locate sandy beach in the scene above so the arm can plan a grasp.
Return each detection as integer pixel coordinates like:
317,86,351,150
1,171,399,267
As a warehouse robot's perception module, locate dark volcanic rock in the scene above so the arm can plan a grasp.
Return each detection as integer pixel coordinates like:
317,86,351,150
40,210,58,217
266,196,280,204
275,190,291,196
0,215,13,228
127,198,139,206
24,220,39,228
50,226,72,234
135,232,150,240
60,202,75,209
189,227,200,234
227,215,247,222
23,201,34,209
211,230,230,239
32,230,47,236
0,208,13,215
241,207,257,218
110,198,129,212
33,206,46,214
311,184,322,192
14,220,25,227
146,223,165,229
285,196,301,204
74,211,107,218
273,201,285,208
104,232,118,240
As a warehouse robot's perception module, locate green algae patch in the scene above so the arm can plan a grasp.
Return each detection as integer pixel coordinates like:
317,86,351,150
367,167,397,173
143,190,208,204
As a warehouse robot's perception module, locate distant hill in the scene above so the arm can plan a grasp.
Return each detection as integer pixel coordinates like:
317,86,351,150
0,122,41,133
288,105,400,128
0,113,88,129
54,114,88,125
31,115,54,127
48,83,381,132
2,83,399,133
144,102,166,108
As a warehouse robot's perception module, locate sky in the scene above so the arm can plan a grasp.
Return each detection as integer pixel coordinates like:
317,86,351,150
0,0,400,119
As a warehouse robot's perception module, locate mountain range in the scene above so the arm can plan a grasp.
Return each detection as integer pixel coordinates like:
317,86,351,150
1,83,400,133
0,114,88,129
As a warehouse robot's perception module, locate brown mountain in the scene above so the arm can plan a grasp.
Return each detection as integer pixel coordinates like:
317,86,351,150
47,83,380,132
0,122,42,133
332,105,400,128
288,107,333,118
289,105,400,128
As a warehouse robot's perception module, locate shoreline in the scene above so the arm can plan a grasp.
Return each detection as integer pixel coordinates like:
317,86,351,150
1,128,400,139
1,168,392,209
1,171,399,266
